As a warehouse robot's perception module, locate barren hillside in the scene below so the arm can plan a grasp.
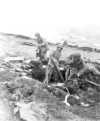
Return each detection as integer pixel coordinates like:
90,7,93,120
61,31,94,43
0,32,100,121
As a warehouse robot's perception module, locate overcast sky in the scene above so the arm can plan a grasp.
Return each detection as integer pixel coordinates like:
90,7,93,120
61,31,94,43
0,0,100,33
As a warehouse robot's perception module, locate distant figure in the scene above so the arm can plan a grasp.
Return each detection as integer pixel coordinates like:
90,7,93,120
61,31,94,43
48,44,63,83
35,33,48,60
63,40,68,47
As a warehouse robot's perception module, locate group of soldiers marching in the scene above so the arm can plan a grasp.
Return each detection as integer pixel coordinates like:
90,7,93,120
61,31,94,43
35,33,100,86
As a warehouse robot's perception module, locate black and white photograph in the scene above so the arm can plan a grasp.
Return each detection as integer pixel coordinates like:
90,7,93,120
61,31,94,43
0,0,100,121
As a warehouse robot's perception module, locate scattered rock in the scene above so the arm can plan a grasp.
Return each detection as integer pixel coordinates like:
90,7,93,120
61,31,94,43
14,101,48,121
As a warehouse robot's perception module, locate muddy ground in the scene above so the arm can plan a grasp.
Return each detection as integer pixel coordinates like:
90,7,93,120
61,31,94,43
0,33,100,121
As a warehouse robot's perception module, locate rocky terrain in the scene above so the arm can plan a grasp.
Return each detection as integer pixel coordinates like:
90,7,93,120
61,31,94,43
0,32,100,121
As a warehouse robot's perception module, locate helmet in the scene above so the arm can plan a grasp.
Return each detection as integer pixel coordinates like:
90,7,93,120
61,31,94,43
35,33,40,37
72,53,81,59
57,44,63,49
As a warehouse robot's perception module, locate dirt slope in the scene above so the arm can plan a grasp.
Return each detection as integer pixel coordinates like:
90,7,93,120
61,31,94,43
0,33,100,121
0,71,99,121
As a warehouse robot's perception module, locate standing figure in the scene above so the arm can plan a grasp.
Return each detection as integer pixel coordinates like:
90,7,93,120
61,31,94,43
35,33,48,60
47,44,63,83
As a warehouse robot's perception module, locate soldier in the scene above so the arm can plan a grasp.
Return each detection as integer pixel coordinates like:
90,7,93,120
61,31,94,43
35,33,48,60
65,53,100,82
47,44,63,83
65,53,86,81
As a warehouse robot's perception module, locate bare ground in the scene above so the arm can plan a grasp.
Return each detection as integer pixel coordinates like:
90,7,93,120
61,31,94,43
0,71,100,121
0,33,100,121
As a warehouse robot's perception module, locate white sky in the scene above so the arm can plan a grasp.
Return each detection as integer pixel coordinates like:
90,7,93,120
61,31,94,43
0,0,100,34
